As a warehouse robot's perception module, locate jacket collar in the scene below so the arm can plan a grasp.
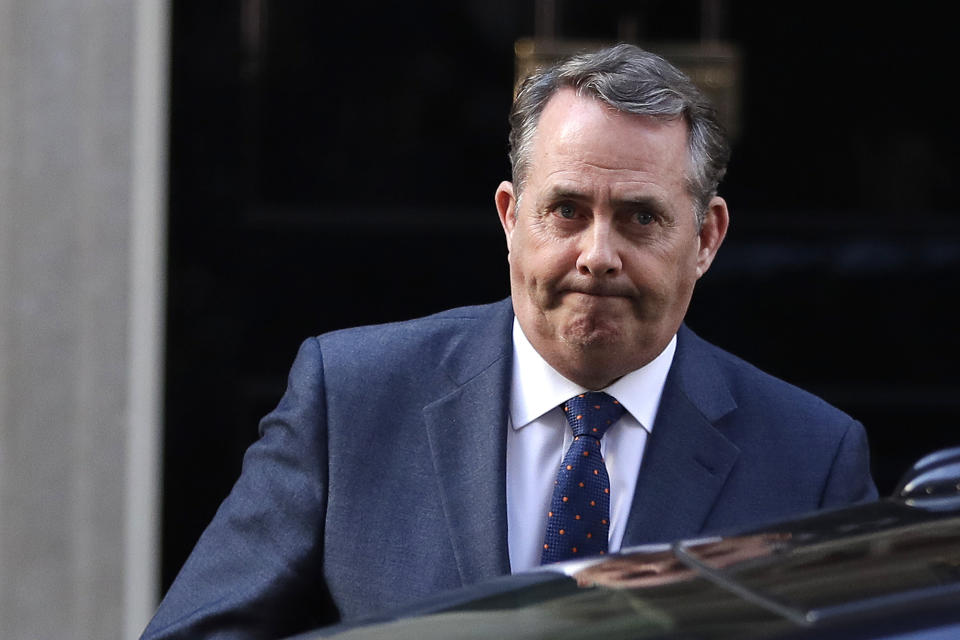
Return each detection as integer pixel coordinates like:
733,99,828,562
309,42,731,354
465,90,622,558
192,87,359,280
422,299,515,584
422,304,742,578
622,324,741,546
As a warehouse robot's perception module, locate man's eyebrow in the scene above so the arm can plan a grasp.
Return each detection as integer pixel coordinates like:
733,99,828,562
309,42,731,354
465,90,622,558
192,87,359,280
541,185,590,202
538,187,669,213
611,194,667,210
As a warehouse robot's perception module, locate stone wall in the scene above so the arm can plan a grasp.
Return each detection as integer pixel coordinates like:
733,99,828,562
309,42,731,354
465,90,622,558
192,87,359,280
0,1,167,637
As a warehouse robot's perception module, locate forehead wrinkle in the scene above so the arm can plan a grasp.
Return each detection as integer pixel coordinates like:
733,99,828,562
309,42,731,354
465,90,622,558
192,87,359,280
539,174,671,209
539,152,678,187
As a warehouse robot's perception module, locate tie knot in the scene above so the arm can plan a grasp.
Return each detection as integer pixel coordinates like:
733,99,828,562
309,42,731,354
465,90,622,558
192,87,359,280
562,392,624,439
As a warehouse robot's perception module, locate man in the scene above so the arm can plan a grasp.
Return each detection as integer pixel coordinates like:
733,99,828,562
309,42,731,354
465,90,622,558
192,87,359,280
143,44,876,639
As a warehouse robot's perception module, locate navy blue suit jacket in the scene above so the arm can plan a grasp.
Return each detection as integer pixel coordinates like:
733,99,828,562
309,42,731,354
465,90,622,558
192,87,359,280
142,299,876,639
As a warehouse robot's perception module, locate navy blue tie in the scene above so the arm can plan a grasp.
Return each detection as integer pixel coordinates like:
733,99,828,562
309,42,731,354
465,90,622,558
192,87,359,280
541,392,625,564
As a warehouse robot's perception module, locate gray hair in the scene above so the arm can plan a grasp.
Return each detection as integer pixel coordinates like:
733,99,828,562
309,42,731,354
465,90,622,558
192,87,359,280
508,43,730,225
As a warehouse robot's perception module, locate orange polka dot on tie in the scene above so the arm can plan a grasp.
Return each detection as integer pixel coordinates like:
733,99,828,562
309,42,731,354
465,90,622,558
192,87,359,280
544,543,549,549
593,405,601,409
559,529,565,535
590,500,596,506
575,514,581,520
548,511,553,517
566,465,573,470
593,469,599,475
578,482,584,487
586,532,592,538
602,519,608,525
562,496,568,502
572,547,578,553
576,414,583,420
604,488,609,494
582,451,589,457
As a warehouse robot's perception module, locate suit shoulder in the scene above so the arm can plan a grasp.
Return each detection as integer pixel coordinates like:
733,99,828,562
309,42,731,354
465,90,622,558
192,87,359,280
310,299,512,376
679,326,855,428
319,299,506,345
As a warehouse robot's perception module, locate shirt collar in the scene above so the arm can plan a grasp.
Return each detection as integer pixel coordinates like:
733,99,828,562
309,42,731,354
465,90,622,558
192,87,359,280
509,318,676,433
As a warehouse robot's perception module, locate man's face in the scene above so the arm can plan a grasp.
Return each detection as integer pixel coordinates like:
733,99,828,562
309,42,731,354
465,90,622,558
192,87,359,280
496,89,728,389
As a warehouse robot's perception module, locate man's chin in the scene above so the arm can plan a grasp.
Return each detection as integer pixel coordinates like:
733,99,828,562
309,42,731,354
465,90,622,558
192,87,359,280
557,320,625,350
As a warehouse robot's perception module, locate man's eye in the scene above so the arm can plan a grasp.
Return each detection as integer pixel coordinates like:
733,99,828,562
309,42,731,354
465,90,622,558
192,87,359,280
634,212,654,225
556,204,577,219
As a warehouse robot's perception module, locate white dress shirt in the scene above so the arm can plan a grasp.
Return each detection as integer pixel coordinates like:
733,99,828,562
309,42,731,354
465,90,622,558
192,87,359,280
506,318,676,573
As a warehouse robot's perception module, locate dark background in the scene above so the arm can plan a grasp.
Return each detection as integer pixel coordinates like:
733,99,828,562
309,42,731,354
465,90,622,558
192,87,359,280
162,0,960,589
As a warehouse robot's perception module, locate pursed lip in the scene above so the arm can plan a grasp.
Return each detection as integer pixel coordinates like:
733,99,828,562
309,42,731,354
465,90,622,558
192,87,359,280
558,290,636,312
560,283,635,300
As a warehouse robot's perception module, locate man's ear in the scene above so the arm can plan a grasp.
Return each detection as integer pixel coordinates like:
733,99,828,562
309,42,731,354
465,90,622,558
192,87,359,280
495,181,517,252
695,196,729,279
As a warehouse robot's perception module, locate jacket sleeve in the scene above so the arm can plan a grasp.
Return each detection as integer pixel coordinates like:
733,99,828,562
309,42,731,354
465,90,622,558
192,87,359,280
819,418,879,508
141,337,338,640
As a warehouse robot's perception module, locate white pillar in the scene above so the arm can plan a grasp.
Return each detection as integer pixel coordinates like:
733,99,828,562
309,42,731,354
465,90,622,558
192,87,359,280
0,1,169,638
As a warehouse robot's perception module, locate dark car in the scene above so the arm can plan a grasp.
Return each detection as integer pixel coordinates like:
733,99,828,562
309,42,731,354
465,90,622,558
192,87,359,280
290,448,960,640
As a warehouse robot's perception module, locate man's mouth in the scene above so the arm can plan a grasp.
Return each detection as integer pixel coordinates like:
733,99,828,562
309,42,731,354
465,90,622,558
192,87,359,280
563,285,633,299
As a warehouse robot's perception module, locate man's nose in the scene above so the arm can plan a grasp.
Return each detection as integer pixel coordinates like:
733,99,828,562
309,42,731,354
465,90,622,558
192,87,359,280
576,222,622,276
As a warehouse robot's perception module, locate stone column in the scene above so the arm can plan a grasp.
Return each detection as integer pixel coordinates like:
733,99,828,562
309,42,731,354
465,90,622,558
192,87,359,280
0,1,168,638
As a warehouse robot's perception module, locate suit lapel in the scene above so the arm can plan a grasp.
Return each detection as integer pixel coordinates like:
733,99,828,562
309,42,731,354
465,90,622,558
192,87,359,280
422,300,514,585
420,310,741,573
622,326,741,546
